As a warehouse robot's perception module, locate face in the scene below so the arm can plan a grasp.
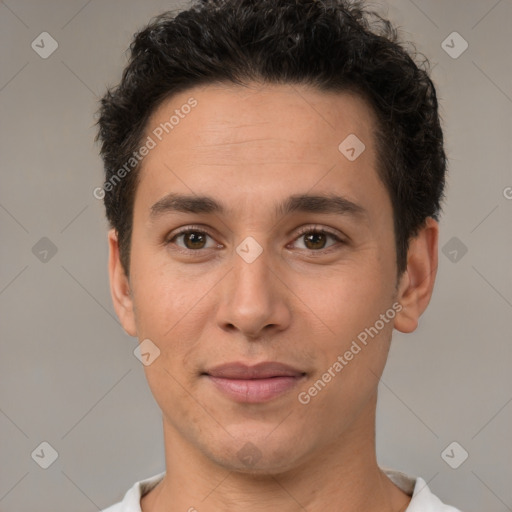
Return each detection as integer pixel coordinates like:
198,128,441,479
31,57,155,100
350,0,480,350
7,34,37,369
108,82,437,474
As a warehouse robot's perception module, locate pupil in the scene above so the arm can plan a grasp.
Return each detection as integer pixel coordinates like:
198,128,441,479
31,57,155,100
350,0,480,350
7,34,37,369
186,232,205,249
305,232,325,249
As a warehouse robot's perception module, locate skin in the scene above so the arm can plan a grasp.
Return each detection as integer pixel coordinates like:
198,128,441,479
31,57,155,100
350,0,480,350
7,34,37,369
108,82,438,512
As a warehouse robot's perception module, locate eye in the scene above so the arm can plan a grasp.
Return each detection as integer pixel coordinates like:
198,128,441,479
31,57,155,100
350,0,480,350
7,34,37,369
167,227,219,252
165,225,346,255
291,226,344,252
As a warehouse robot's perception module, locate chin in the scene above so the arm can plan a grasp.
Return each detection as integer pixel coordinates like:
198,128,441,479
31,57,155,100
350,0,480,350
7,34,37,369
204,431,309,476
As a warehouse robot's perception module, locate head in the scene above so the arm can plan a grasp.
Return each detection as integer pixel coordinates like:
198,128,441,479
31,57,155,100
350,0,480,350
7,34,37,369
96,0,445,474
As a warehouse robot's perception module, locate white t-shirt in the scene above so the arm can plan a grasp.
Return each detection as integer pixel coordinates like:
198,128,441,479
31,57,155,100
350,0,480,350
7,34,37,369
101,467,463,511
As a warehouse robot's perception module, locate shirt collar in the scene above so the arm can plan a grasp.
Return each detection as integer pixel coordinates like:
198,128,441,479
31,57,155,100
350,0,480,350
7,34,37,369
115,467,456,512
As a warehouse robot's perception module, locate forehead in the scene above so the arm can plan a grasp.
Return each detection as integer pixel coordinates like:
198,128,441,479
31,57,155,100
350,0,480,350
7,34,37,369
135,82,388,220
143,82,377,165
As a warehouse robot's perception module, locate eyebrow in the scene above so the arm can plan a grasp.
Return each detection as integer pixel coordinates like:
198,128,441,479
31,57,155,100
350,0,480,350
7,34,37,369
150,192,367,221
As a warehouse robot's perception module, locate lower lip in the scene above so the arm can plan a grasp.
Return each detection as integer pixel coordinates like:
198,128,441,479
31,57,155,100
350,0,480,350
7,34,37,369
206,375,304,403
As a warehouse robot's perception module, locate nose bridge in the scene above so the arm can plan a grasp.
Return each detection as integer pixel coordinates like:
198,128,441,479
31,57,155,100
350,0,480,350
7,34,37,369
216,237,291,337
231,238,276,308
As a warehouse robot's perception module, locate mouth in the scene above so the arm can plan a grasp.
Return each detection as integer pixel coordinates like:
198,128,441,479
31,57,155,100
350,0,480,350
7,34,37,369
202,362,307,403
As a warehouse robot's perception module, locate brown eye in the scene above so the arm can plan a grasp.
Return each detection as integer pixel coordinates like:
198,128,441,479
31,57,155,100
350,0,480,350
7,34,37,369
181,231,207,249
303,231,328,250
169,229,216,251
292,228,342,252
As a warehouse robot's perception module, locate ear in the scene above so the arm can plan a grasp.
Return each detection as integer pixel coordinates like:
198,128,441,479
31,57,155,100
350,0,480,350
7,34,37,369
394,217,439,333
108,229,137,337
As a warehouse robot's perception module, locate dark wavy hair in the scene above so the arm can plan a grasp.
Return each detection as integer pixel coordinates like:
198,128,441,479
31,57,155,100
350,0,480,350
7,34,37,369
96,0,446,277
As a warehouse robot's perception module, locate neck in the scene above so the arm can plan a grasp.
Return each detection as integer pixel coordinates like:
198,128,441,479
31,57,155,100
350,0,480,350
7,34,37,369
141,392,411,512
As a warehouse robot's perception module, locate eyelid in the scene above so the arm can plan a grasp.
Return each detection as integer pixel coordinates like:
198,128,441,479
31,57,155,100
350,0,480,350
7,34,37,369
293,224,345,241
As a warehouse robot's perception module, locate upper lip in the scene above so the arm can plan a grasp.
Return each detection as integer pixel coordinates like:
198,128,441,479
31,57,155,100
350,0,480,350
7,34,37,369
204,362,306,379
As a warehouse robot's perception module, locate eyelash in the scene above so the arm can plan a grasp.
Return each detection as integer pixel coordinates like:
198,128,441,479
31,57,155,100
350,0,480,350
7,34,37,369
165,224,346,255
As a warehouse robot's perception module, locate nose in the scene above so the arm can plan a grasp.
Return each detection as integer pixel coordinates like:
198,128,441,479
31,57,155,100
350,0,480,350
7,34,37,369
215,243,292,340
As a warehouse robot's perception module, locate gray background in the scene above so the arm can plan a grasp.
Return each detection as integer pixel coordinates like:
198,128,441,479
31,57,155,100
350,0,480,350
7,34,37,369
1,0,511,511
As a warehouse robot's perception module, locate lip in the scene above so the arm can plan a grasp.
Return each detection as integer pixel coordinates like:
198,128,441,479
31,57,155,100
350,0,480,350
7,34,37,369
205,361,305,379
203,362,306,403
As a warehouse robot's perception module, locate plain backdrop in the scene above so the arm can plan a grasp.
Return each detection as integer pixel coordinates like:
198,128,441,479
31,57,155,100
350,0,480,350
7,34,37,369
1,1,511,511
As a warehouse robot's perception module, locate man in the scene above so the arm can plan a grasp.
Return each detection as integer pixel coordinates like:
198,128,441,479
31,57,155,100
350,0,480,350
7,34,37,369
97,0,462,510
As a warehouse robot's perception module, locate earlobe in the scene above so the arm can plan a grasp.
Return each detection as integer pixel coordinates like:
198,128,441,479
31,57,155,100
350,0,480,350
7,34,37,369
394,218,439,334
108,229,137,337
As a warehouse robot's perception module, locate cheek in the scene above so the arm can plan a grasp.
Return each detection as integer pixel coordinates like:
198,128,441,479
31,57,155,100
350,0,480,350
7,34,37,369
130,234,186,323
298,247,397,396
129,250,212,369
307,259,393,334
142,359,207,445
132,271,170,330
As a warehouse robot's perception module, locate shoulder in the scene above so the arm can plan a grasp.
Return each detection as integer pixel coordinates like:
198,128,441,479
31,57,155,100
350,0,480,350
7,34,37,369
100,472,166,512
382,467,464,512
409,476,463,511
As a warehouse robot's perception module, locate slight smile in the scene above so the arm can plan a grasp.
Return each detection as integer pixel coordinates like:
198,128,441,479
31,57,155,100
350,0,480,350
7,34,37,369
203,362,307,403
